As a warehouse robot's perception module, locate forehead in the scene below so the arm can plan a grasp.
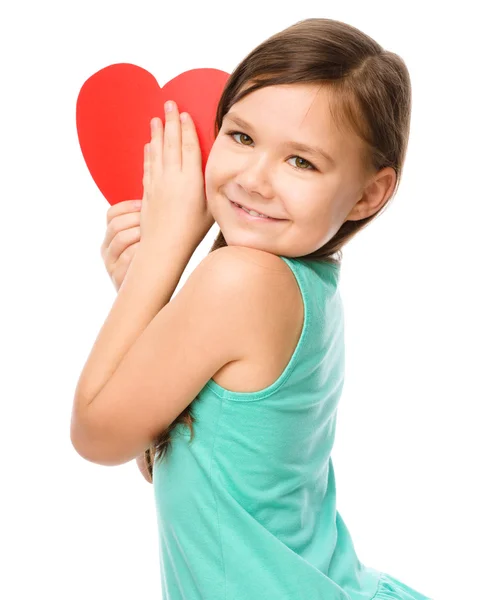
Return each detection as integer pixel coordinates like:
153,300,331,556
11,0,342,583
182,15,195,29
225,83,359,159
231,84,335,128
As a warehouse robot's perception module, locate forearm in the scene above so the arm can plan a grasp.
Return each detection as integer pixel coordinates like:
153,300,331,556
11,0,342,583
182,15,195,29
73,242,191,414
112,266,173,484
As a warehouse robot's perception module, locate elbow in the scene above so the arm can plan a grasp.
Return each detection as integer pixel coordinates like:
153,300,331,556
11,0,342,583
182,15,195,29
70,428,101,465
70,415,121,467
70,436,123,466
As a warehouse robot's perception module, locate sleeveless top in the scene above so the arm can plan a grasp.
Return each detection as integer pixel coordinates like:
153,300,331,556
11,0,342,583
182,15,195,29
152,256,432,600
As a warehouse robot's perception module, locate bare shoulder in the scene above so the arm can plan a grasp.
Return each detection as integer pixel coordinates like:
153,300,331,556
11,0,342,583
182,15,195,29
200,246,303,384
175,245,297,320
214,245,290,272
203,245,299,296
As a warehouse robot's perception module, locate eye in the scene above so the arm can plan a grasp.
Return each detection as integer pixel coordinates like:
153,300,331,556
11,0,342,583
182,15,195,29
225,130,317,172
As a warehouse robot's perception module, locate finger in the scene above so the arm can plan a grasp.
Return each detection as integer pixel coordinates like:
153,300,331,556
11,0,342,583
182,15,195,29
143,142,151,199
144,142,151,177
108,226,141,262
180,112,202,170
163,101,182,169
149,117,163,174
106,200,142,226
101,212,141,256
109,240,140,285
118,240,140,267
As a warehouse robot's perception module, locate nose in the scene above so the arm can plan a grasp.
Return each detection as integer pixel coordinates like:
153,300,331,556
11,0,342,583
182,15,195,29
233,154,273,200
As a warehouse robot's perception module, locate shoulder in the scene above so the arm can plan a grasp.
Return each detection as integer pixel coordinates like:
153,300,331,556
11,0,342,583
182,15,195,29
194,245,302,328
198,245,297,297
184,246,303,368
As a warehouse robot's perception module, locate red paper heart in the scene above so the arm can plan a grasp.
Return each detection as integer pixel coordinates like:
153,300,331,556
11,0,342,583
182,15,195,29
76,63,230,206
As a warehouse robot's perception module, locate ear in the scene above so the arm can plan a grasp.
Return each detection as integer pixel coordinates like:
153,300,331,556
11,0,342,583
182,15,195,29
345,167,397,222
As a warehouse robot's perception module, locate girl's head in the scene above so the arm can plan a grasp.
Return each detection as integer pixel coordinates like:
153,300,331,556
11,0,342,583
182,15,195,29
148,18,412,467
205,17,412,264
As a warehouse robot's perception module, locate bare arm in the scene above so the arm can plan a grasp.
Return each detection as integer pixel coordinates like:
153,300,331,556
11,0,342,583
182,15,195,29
100,201,156,483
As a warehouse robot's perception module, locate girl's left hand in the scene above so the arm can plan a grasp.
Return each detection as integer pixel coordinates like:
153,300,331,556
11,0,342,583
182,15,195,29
140,101,215,255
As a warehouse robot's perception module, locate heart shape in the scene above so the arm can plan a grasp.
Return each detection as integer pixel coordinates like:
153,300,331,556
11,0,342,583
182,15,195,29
76,63,230,206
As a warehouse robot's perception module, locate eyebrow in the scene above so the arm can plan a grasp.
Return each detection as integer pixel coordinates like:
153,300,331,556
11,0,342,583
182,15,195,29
224,112,336,166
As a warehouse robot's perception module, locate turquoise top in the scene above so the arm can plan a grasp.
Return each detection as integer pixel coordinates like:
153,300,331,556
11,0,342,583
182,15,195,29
152,256,432,600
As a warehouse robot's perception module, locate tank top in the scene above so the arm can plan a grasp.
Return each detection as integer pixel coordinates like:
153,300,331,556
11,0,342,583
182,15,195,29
151,256,429,600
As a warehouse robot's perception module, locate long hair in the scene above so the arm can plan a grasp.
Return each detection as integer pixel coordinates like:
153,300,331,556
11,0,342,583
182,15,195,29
144,17,412,477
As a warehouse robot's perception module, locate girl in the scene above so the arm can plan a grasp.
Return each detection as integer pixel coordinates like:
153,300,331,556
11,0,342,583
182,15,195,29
82,17,432,600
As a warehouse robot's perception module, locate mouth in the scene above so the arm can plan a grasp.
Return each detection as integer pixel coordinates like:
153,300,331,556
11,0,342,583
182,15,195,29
226,196,286,222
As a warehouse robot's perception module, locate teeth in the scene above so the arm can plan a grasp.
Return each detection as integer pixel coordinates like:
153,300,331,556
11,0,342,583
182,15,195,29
236,203,269,218
248,209,268,218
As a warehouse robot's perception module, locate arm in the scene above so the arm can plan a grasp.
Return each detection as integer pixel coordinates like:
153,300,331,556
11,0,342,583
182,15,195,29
73,245,190,409
110,256,156,484
71,243,191,460
70,246,246,467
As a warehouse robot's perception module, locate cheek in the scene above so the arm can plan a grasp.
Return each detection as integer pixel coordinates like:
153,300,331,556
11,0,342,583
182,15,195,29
204,143,224,181
204,153,226,210
295,198,334,234
204,160,220,203
205,148,230,194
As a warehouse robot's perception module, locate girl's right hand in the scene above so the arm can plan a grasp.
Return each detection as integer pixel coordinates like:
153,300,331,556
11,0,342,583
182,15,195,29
100,200,142,292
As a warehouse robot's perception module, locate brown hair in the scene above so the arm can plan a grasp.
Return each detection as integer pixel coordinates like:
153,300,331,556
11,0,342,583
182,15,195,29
144,17,412,479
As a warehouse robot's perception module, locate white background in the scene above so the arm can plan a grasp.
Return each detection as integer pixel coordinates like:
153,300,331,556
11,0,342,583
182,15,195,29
1,1,483,599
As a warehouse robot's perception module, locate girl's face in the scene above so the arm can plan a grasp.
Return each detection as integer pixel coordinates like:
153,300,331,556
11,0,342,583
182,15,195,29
204,83,376,258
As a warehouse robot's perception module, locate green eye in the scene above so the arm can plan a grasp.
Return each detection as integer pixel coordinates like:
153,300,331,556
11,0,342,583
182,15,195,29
289,156,313,170
225,130,317,171
231,132,253,146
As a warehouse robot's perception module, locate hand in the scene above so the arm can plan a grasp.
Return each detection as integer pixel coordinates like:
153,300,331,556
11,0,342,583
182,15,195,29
100,200,142,292
140,101,215,256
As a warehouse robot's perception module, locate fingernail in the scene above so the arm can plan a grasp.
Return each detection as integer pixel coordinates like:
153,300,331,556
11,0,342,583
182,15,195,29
165,101,173,112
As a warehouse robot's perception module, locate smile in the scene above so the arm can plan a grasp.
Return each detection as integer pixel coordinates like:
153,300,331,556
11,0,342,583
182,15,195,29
227,197,286,223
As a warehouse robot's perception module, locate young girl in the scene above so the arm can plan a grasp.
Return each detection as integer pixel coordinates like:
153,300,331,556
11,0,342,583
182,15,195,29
80,16,432,600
